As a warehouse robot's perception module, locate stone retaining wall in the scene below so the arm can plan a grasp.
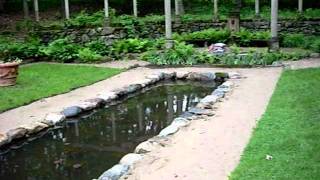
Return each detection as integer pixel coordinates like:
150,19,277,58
37,20,320,44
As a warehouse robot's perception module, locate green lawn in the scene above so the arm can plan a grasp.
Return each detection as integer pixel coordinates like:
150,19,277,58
230,68,320,179
0,63,122,112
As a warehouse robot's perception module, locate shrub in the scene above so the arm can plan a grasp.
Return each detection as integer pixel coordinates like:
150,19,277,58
112,15,148,38
176,29,231,43
41,38,80,62
112,38,153,56
311,39,320,53
78,48,103,62
282,33,306,48
0,36,43,60
85,40,111,56
65,10,115,28
142,42,198,65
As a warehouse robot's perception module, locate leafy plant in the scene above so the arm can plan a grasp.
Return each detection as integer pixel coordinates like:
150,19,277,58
142,42,198,65
41,38,80,63
85,40,111,56
175,29,230,43
281,33,306,48
0,36,43,60
112,38,153,56
78,48,103,62
311,39,320,53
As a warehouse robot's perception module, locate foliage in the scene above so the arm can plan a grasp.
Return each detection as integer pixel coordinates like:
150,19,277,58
65,10,115,28
281,33,306,48
310,39,320,53
111,38,153,57
0,36,43,60
175,29,231,43
78,48,103,62
84,40,111,56
41,38,80,62
0,63,122,112
230,68,320,179
112,15,148,38
142,42,198,65
232,29,271,47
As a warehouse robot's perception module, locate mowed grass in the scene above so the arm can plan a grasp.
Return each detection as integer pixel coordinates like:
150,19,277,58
0,63,122,112
230,68,320,180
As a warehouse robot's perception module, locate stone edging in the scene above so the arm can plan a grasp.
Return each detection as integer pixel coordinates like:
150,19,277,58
0,70,242,179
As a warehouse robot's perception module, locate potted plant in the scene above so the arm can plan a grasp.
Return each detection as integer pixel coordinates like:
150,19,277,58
0,57,22,87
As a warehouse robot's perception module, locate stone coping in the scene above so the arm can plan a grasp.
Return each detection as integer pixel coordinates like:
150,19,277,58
0,70,241,179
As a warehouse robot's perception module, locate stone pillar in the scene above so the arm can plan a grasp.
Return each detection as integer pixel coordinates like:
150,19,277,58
165,0,173,49
213,0,218,22
270,0,279,51
23,0,29,19
255,0,260,17
33,0,39,22
178,0,184,15
64,0,70,19
133,0,138,17
104,0,110,26
175,0,181,24
298,0,303,13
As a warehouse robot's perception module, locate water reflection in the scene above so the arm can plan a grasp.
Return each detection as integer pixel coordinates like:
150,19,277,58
0,81,217,180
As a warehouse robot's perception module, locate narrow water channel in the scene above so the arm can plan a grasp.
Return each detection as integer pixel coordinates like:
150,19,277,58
0,80,218,180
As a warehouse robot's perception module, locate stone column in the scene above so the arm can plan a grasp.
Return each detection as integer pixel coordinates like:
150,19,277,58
270,0,279,51
178,0,184,15
255,0,260,17
133,0,138,17
298,0,303,13
64,0,70,19
165,0,173,49
104,0,110,26
213,0,218,22
175,0,181,23
33,0,39,22
23,0,29,19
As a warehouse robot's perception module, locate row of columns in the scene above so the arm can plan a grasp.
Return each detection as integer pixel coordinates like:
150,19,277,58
22,0,305,51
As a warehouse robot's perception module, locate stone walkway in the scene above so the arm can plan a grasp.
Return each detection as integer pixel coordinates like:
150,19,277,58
1,58,320,180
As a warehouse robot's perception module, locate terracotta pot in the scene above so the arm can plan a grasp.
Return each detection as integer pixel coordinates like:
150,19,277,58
0,62,20,87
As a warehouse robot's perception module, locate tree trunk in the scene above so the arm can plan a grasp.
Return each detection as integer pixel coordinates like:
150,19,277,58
133,0,138,17
164,0,173,49
270,0,279,51
33,0,39,22
23,0,29,19
64,0,70,19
